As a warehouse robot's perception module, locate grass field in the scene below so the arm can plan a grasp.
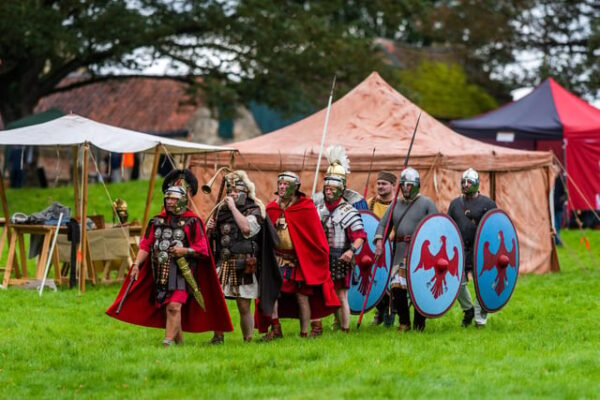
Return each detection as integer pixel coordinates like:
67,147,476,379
1,182,599,399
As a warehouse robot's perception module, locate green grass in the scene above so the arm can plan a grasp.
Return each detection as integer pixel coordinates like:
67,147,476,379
1,184,600,399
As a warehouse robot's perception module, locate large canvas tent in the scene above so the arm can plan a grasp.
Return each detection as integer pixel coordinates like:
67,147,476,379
193,72,557,274
0,114,234,290
451,78,600,211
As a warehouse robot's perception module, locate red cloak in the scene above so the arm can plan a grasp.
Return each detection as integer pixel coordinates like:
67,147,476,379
260,195,339,328
106,209,233,333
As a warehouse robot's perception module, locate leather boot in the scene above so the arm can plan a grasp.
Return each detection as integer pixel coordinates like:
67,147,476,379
462,307,475,327
261,323,283,342
209,335,224,345
413,309,426,332
393,287,410,328
309,320,323,337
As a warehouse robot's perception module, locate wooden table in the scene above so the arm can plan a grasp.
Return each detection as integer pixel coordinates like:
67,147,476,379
56,224,141,284
2,223,142,288
1,224,67,288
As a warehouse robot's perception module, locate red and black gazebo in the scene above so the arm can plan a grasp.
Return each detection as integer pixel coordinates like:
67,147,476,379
451,78,600,211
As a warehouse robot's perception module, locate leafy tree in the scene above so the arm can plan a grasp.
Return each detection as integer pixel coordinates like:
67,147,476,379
397,61,498,119
0,0,417,124
421,0,600,101
512,0,600,98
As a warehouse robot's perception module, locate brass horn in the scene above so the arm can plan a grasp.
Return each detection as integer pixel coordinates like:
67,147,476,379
201,166,232,194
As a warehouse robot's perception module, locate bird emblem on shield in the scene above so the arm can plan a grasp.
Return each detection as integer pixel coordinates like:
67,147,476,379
348,211,393,314
407,214,464,318
474,209,520,313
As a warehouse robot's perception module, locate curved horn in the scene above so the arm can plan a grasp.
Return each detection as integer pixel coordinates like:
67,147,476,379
201,166,232,194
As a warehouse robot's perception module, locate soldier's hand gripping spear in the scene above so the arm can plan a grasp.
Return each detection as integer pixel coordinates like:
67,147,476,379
356,112,421,328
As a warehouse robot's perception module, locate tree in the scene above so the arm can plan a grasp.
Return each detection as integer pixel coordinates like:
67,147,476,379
0,0,424,125
421,0,600,101
512,0,600,98
397,61,498,119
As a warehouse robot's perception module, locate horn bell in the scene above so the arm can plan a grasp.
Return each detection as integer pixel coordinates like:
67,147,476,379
201,166,232,194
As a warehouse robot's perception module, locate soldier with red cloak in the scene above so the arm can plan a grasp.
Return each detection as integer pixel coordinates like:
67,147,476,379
260,171,340,339
106,169,233,345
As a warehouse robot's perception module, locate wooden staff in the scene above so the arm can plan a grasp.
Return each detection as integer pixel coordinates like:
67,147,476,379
311,75,336,195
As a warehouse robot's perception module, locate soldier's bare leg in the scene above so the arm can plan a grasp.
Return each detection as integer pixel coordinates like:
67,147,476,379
297,293,310,335
165,302,183,345
237,298,254,341
335,288,350,331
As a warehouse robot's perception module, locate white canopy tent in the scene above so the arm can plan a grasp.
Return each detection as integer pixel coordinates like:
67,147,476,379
0,114,231,154
0,114,234,291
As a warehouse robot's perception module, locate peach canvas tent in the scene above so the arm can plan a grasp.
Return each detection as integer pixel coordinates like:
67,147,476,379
192,72,557,273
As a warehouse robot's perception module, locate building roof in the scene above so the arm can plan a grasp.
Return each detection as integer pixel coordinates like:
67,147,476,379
36,76,201,134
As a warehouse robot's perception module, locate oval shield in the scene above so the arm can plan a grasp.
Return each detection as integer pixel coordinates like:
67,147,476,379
407,213,464,318
348,211,393,314
473,209,519,313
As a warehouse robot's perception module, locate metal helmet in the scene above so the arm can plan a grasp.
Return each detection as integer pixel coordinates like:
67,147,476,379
323,145,350,202
113,198,129,223
277,171,301,199
225,170,251,205
164,185,188,215
461,168,480,195
400,167,420,200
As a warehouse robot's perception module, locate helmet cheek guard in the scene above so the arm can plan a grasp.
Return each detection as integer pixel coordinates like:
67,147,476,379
164,186,188,215
277,171,301,199
323,176,344,202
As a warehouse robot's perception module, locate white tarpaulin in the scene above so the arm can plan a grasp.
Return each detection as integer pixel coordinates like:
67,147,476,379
0,114,234,154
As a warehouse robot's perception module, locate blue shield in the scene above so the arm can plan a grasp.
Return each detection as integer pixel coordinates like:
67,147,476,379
407,214,464,318
348,211,393,314
474,209,519,313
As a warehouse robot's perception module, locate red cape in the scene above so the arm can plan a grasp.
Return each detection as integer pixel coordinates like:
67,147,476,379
106,210,233,333
259,196,339,330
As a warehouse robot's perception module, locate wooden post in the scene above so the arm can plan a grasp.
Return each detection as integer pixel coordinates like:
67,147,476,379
0,171,12,248
141,145,161,237
490,171,496,201
79,143,89,293
72,145,80,219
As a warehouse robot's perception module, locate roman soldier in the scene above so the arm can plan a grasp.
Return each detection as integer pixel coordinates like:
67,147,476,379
207,170,280,343
260,171,340,339
374,167,437,332
367,170,397,326
448,168,497,328
106,169,233,345
315,145,367,332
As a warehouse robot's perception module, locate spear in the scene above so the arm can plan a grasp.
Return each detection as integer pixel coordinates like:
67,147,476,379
357,112,421,328
363,148,376,199
311,75,337,196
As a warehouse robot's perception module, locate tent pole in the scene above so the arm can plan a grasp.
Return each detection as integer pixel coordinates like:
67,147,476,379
490,171,496,201
72,145,80,219
79,143,89,293
0,170,13,253
141,145,161,237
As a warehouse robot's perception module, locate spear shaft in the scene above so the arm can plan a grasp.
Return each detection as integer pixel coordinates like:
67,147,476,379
311,75,337,196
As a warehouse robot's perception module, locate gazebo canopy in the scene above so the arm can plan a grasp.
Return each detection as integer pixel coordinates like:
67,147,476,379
0,114,234,154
